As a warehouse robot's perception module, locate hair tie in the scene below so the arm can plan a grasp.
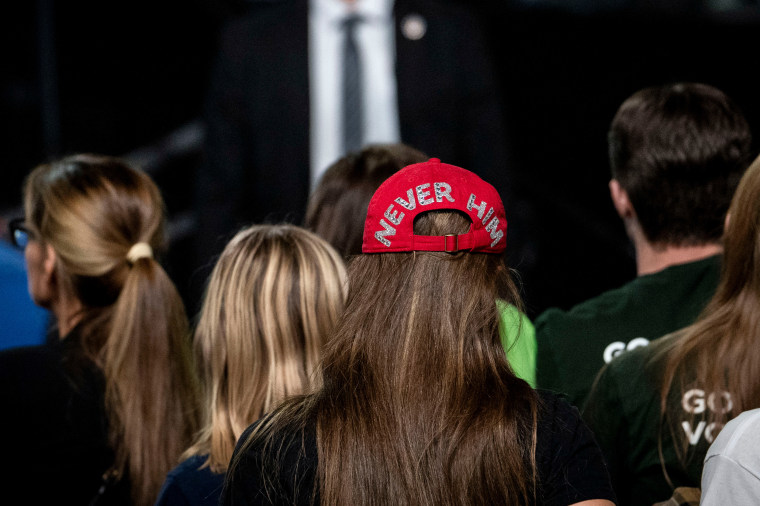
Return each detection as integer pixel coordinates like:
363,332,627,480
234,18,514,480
126,242,153,264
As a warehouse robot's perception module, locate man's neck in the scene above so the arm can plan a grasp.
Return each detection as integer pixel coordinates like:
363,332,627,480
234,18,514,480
635,241,722,276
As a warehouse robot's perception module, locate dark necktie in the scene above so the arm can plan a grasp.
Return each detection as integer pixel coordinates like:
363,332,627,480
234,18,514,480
342,14,363,154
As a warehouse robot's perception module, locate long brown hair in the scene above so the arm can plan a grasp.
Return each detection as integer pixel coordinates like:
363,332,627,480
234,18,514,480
23,154,201,505
233,211,539,504
184,224,347,472
658,153,760,464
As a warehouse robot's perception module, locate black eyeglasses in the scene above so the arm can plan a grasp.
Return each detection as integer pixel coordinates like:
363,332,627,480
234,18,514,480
8,218,32,249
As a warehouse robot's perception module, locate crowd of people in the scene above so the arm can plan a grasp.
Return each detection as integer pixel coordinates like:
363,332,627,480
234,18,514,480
2,4,760,505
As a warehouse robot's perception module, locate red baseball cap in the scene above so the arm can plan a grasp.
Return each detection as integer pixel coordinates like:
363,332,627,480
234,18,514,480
362,158,507,254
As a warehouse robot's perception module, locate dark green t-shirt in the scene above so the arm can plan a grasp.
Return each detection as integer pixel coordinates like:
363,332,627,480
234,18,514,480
583,332,727,506
535,255,721,407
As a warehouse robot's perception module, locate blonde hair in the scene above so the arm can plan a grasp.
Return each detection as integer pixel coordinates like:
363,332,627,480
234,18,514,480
23,154,201,506
185,224,347,472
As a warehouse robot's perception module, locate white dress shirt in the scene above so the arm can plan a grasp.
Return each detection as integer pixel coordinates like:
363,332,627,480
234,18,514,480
309,0,400,189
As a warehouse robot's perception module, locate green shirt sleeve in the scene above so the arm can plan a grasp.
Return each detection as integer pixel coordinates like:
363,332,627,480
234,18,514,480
497,299,537,388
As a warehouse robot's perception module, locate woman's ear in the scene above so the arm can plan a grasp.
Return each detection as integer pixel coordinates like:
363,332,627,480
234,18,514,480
25,241,59,309
43,243,57,281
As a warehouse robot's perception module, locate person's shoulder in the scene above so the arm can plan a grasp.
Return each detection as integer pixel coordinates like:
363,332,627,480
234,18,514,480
223,408,318,505
168,454,213,479
157,455,223,506
537,273,674,340
535,389,598,454
707,408,760,460
0,343,59,376
537,282,630,322
539,277,644,322
0,344,60,408
0,334,105,417
583,332,677,417
701,408,760,504
534,390,618,503
534,390,582,471
658,254,722,277
0,342,53,360
536,389,580,424
585,336,662,404
234,409,316,463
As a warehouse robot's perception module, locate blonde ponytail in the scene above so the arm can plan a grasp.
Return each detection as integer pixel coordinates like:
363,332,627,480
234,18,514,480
24,154,201,505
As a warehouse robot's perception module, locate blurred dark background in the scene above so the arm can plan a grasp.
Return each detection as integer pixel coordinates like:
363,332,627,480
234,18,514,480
2,0,759,319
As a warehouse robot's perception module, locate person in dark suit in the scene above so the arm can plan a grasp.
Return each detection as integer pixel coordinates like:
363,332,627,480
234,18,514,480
195,0,518,283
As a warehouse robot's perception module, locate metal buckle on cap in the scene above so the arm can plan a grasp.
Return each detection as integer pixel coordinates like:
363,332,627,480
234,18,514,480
443,234,458,252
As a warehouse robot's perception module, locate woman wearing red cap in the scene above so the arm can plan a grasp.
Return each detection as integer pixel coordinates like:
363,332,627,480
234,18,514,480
222,160,616,505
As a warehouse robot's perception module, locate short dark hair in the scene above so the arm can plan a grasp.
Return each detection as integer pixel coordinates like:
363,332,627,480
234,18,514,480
608,82,752,246
304,143,428,257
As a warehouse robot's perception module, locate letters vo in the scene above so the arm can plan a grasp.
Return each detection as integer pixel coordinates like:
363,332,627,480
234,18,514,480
680,389,733,446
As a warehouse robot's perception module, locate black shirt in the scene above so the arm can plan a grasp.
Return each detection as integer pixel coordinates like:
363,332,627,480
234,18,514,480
222,390,616,505
0,327,130,505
